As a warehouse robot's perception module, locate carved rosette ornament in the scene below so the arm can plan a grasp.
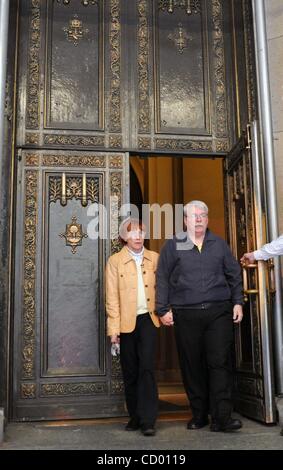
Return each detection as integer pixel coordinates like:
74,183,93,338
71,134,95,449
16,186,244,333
109,154,123,168
138,136,151,149
25,133,40,145
21,383,36,399
25,154,40,166
109,134,122,148
110,380,124,394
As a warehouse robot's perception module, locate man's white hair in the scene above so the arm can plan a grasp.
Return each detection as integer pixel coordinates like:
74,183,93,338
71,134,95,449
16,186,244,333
183,200,209,216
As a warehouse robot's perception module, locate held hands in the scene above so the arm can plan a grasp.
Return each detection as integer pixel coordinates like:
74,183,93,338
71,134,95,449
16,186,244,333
233,304,243,323
160,310,174,327
240,252,256,265
160,306,243,325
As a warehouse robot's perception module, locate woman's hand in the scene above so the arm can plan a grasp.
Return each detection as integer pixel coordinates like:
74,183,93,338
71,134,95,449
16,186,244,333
160,311,174,327
110,334,120,343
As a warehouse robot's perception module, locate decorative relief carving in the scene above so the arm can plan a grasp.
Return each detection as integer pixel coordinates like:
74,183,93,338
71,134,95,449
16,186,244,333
56,0,99,7
137,0,150,133
238,205,246,248
41,382,107,397
21,383,36,399
215,139,230,152
211,0,227,138
25,154,40,166
49,175,99,204
63,15,89,46
26,0,41,129
138,136,151,149
168,23,192,54
155,138,212,151
22,170,38,379
158,0,201,15
43,134,105,147
109,154,123,168
109,0,121,132
5,80,13,122
25,133,40,145
42,154,106,167
243,0,257,121
59,215,88,254
110,172,123,254
109,134,122,148
56,0,98,6
110,380,124,394
49,177,61,203
111,356,122,377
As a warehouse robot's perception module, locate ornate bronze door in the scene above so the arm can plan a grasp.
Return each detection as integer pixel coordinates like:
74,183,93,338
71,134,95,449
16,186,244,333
225,121,276,423
11,0,132,420
12,150,128,420
8,0,258,420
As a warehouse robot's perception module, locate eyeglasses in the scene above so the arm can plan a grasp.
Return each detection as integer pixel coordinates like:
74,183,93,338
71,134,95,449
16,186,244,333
186,213,208,220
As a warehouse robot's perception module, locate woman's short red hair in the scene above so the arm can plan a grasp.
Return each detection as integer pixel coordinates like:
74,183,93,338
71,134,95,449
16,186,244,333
119,218,146,245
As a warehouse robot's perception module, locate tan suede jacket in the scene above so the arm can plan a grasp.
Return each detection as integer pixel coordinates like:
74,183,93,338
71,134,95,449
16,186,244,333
106,246,160,336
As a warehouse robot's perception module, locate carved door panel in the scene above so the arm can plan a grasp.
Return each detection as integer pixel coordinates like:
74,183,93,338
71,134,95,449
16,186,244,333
225,122,276,423
12,150,128,420
17,0,235,155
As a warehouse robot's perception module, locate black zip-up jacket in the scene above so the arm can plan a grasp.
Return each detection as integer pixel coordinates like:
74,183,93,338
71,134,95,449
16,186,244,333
156,229,243,316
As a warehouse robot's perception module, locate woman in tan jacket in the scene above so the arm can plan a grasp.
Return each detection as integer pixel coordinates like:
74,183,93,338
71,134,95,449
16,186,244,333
106,219,160,436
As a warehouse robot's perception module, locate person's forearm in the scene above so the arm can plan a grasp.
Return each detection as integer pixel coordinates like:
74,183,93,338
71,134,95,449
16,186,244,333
254,235,283,260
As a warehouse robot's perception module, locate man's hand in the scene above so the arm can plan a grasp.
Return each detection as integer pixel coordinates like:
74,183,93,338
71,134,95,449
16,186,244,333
240,252,256,264
160,310,174,327
110,334,120,344
233,304,243,323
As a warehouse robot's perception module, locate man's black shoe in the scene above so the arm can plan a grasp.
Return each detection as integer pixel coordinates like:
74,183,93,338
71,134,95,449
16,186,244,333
125,417,140,431
210,418,242,432
187,417,209,430
141,424,156,436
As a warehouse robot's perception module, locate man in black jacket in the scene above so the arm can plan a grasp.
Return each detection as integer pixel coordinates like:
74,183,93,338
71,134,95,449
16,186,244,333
156,200,243,432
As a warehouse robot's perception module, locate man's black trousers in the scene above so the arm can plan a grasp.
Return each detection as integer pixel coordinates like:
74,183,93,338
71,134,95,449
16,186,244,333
173,302,234,423
120,313,158,427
